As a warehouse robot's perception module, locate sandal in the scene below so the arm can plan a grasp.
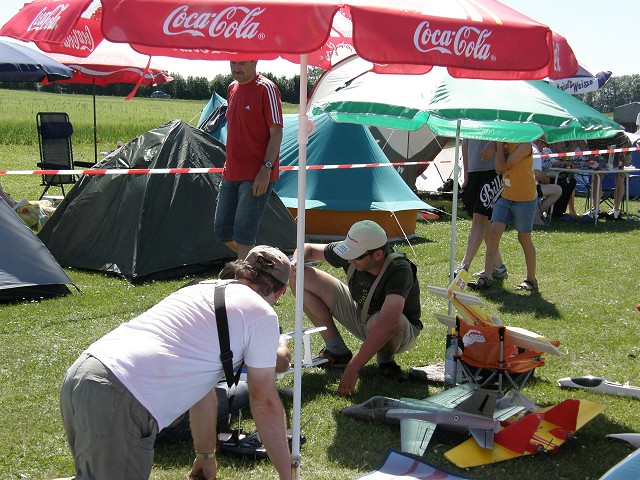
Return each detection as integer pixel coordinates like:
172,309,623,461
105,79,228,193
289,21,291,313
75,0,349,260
469,275,493,290
516,279,538,291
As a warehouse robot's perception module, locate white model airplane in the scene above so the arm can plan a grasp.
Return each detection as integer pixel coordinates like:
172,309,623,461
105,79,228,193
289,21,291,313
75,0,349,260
238,326,327,381
340,383,525,456
558,376,640,400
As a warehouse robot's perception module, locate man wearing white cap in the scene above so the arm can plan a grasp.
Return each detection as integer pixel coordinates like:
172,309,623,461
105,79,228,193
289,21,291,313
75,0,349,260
60,246,293,480
291,220,422,396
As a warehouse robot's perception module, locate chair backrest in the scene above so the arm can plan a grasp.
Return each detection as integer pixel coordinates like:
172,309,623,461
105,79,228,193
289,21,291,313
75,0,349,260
37,112,74,168
457,320,545,374
36,112,75,189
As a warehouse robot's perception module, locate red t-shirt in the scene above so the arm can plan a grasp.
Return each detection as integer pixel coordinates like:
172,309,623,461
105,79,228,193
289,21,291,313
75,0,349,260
224,74,283,182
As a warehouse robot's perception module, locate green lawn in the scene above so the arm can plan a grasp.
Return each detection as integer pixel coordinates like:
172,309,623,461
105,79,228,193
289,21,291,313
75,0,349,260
1,90,640,480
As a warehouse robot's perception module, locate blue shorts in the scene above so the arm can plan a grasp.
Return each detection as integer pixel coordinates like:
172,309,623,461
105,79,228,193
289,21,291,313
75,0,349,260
214,180,273,245
490,197,537,233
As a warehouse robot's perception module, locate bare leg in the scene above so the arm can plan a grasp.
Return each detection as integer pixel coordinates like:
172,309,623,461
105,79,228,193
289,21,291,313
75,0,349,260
236,243,254,260
460,213,489,269
613,172,624,212
461,213,504,271
483,222,506,279
518,231,536,281
289,266,340,341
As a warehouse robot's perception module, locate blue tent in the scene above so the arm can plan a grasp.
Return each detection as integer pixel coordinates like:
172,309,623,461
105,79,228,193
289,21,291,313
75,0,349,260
197,91,227,144
275,114,431,239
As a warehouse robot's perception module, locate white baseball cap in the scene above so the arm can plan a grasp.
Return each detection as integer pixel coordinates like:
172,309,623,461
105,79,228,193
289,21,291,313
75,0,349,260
333,220,387,260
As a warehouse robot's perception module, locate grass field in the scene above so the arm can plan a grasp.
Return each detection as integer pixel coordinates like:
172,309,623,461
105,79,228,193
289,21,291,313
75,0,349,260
1,90,640,480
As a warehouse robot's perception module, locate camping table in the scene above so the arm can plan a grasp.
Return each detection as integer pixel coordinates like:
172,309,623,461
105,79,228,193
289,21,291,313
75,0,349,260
549,167,640,224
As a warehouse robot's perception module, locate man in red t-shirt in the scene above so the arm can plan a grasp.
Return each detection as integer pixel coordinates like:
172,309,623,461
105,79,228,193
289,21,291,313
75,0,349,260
214,61,284,259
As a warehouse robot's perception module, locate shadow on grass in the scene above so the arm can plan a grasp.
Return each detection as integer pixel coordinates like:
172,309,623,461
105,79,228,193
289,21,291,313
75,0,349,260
476,278,562,320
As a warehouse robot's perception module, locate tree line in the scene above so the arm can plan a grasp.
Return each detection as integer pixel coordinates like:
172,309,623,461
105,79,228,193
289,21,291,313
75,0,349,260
1,70,638,114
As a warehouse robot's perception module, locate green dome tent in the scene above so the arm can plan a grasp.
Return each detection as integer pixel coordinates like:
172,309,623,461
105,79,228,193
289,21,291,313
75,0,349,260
38,120,296,283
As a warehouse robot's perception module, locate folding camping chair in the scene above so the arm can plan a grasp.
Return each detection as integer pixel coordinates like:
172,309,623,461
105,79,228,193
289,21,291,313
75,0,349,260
454,317,544,397
36,112,78,199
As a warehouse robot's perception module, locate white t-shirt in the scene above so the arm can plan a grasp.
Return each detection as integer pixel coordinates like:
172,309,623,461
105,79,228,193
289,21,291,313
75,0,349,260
86,280,280,429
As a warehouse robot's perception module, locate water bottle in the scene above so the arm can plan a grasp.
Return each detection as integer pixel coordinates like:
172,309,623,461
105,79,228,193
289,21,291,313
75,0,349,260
444,329,458,388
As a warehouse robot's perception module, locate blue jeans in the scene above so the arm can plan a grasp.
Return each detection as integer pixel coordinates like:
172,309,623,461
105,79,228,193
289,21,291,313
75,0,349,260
491,197,537,233
214,180,273,245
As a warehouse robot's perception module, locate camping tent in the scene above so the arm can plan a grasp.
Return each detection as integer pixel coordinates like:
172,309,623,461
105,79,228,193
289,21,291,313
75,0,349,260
368,125,449,192
0,199,73,301
38,120,297,283
198,95,431,240
198,91,228,145
275,114,431,240
613,102,640,133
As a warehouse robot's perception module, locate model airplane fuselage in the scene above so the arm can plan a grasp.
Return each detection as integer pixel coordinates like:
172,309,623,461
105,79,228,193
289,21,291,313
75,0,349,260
558,376,640,400
341,384,524,456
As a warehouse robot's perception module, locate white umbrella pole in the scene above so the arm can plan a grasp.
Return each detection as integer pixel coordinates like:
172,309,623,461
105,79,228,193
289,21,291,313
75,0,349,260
291,54,309,480
448,120,462,316
92,79,98,164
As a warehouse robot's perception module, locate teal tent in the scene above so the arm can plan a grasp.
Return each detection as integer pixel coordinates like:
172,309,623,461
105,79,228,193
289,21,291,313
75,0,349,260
275,114,431,240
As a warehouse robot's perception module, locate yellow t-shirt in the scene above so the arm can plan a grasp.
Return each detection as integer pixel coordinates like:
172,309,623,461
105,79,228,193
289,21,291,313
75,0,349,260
501,143,537,202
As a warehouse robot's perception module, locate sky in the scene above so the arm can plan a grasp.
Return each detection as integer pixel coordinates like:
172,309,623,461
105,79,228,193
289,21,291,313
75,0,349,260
1,0,636,79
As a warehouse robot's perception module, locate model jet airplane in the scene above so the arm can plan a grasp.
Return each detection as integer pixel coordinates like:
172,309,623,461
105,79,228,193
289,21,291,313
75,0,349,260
341,384,525,456
445,398,604,467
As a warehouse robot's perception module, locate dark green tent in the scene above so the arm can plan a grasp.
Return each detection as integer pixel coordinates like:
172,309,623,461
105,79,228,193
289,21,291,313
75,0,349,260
38,120,296,283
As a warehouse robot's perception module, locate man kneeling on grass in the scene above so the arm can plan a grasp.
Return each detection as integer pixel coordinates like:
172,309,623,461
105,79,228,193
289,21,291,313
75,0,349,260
59,246,293,480
290,220,424,396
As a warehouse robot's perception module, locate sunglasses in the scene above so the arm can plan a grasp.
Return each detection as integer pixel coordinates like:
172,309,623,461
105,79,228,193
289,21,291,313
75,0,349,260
355,250,374,260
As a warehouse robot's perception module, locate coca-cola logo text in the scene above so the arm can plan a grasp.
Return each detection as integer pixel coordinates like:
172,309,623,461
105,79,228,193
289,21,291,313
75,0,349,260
63,26,95,53
414,22,492,60
27,5,69,32
163,5,264,40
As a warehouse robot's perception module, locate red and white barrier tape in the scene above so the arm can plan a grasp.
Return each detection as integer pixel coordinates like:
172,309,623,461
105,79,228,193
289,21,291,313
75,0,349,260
0,161,429,176
1,146,638,176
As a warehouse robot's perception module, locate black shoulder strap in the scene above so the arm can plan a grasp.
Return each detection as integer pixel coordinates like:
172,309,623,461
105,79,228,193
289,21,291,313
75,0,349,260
214,284,242,389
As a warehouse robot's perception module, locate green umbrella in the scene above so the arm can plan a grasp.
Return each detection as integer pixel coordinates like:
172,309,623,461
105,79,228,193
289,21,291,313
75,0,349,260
311,56,623,282
312,64,622,143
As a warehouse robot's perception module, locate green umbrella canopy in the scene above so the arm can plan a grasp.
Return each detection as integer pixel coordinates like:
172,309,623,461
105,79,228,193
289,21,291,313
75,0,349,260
312,66,622,144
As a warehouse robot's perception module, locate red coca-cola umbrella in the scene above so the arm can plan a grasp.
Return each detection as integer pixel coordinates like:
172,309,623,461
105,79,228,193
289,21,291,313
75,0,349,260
1,1,580,476
2,0,578,79
43,40,173,163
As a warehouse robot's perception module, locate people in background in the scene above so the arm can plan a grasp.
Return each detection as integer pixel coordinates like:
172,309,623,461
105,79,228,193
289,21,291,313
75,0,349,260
290,220,423,395
214,60,284,259
586,132,632,221
470,142,538,292
455,139,507,280
532,140,562,225
60,246,293,480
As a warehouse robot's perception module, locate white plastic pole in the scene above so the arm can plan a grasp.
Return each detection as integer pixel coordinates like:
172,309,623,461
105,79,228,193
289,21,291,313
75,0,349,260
447,120,462,316
291,54,309,480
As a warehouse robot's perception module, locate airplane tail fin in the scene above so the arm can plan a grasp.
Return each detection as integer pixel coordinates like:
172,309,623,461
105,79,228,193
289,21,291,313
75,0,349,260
469,426,497,449
495,413,542,454
458,388,497,418
540,399,579,432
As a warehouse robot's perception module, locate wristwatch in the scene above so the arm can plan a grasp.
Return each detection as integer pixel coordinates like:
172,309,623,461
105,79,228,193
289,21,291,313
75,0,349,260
263,160,273,169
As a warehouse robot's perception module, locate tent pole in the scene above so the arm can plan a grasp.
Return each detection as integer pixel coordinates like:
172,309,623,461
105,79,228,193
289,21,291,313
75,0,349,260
93,79,97,164
291,54,309,480
448,120,462,316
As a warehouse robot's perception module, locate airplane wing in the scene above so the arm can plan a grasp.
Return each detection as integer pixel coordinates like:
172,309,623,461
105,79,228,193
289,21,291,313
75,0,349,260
428,270,496,327
445,399,604,468
435,314,560,355
398,417,437,456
